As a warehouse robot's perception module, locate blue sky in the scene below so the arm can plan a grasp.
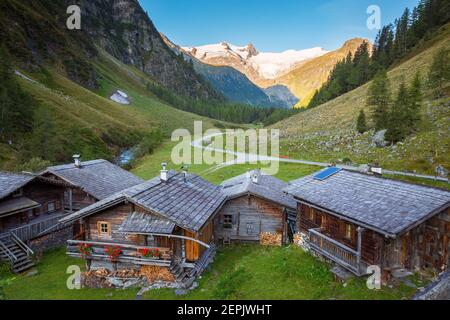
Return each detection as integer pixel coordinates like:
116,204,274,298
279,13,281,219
139,0,419,52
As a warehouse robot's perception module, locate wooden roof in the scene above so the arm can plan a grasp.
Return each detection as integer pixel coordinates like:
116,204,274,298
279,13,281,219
61,171,227,233
220,170,297,209
285,170,450,237
118,211,175,234
0,196,40,217
44,159,144,200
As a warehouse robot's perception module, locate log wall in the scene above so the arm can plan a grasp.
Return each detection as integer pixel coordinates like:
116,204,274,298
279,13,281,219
215,195,286,242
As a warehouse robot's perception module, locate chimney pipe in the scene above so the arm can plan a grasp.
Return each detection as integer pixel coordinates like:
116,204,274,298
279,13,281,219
160,162,168,182
73,155,81,168
251,171,259,184
181,165,188,183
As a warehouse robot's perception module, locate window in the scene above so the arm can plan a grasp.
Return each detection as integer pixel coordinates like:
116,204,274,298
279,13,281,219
246,222,254,235
47,202,56,213
223,215,233,229
345,224,353,240
97,221,111,237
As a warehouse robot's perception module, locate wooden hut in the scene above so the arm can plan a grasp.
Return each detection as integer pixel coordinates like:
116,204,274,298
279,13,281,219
0,172,74,272
216,170,297,245
59,167,226,286
41,156,144,212
285,167,450,277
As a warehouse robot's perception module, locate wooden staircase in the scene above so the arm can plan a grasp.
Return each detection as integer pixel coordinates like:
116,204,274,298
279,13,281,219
170,244,218,289
0,232,35,274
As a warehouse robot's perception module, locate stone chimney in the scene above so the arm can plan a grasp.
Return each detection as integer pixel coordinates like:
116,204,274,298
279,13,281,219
160,162,168,182
73,155,81,168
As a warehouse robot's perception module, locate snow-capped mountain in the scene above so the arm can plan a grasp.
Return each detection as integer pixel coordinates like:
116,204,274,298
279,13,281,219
182,42,329,81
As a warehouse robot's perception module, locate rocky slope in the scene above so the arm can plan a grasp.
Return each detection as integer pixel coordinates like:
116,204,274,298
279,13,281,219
183,42,328,88
0,0,219,100
183,39,369,107
162,34,297,108
277,38,371,107
271,25,450,175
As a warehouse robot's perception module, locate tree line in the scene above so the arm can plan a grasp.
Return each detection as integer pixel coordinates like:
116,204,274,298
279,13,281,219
357,47,449,143
308,0,450,109
146,81,299,126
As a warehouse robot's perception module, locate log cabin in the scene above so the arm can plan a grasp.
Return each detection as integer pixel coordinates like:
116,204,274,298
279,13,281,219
0,172,74,272
285,167,450,277
59,165,227,287
41,155,144,212
216,170,297,245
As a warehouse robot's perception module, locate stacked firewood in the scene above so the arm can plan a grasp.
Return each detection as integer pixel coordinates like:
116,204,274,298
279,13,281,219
260,232,282,246
140,266,175,283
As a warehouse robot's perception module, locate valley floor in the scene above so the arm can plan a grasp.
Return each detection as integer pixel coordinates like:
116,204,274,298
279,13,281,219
1,138,443,300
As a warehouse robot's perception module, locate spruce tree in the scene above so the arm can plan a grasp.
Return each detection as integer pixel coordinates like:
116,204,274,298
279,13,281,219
367,70,391,131
428,48,450,97
406,72,423,132
356,109,367,134
386,82,409,143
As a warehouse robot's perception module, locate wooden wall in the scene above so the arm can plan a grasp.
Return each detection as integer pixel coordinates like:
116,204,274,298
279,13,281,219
383,209,449,272
298,203,383,266
215,195,286,243
0,180,65,232
42,172,97,210
297,202,449,273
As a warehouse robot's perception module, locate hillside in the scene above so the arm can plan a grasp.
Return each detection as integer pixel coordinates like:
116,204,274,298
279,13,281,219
161,34,297,108
271,25,450,175
0,0,229,170
277,38,370,107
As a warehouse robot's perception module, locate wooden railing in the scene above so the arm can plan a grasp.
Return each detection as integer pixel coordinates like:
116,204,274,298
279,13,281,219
11,213,66,242
66,240,173,267
308,228,362,275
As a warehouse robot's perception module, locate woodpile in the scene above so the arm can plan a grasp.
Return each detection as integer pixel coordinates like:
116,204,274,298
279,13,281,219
260,232,282,246
140,266,175,283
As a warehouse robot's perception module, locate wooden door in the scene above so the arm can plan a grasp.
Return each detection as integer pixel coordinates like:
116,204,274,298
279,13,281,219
185,230,199,262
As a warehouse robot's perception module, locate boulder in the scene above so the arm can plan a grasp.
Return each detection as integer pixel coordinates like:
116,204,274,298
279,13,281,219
435,165,449,178
372,130,388,148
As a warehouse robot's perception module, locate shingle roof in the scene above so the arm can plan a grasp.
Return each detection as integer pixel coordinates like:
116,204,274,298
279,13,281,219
0,172,36,200
61,171,227,232
220,170,296,209
285,170,450,237
0,196,40,217
44,160,144,200
119,211,175,234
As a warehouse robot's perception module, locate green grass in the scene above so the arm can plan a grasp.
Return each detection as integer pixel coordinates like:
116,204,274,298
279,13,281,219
3,248,138,300
132,139,321,185
3,246,420,300
272,24,450,176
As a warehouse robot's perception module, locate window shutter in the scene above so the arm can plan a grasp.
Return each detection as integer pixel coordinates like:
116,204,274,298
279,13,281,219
232,214,237,225
219,214,224,224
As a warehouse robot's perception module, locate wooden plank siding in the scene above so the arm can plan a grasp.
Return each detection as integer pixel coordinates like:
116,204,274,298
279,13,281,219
0,180,66,234
297,203,382,266
297,202,450,274
215,195,286,243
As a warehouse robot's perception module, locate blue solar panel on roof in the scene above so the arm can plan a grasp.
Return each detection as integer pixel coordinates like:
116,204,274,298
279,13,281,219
313,167,342,181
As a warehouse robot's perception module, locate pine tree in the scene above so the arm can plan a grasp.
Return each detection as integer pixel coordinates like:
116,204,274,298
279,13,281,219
367,70,391,131
386,82,409,143
428,48,450,97
356,109,367,134
406,72,423,132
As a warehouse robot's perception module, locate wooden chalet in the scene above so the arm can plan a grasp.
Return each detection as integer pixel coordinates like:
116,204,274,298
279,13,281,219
59,166,227,286
285,168,450,277
41,156,144,212
216,170,297,244
0,172,74,272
